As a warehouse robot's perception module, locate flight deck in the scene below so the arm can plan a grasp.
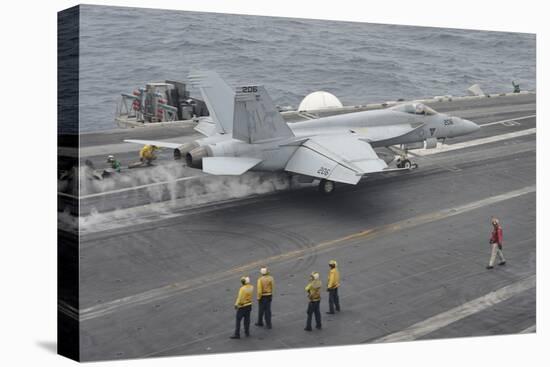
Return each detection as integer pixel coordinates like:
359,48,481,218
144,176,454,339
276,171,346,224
59,93,536,361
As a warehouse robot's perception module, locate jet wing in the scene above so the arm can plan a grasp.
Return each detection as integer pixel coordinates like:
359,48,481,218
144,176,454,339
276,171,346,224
123,139,182,149
203,157,262,175
285,135,387,185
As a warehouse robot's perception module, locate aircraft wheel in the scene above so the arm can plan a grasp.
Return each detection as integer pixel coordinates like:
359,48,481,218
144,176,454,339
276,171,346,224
402,159,412,169
319,179,336,194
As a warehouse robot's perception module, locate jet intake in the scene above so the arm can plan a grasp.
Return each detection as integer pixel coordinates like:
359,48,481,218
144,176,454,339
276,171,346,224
174,142,199,160
186,146,210,168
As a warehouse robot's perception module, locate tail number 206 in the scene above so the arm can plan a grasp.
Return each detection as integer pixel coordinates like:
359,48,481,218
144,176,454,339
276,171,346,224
241,86,258,93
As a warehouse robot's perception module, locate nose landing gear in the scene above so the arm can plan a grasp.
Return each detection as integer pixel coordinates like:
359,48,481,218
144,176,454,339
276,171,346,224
390,145,419,170
396,158,418,169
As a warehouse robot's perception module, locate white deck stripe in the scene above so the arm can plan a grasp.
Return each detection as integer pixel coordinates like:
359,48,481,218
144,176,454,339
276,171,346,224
375,275,536,343
519,324,536,334
78,175,200,200
415,128,536,156
480,114,536,127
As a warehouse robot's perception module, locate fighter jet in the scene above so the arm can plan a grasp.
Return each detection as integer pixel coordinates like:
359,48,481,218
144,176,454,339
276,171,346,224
125,71,480,194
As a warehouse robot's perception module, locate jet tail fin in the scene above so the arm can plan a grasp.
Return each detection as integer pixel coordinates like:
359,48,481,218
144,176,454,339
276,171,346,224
233,85,294,143
188,71,234,134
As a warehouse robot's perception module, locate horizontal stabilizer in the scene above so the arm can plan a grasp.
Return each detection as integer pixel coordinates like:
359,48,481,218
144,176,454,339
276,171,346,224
203,157,262,175
124,139,182,149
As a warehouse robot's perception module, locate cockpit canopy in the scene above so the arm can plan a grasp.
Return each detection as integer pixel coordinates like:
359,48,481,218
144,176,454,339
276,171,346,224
390,102,437,116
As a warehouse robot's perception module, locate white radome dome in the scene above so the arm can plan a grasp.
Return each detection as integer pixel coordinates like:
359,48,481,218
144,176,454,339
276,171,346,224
298,91,343,111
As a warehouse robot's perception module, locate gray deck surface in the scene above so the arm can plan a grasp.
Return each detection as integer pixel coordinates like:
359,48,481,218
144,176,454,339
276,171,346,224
71,94,536,361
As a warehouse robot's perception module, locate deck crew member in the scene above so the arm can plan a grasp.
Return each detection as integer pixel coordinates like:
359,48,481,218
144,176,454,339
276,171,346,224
487,217,506,269
326,260,341,314
106,155,121,172
304,272,322,331
255,267,274,329
139,144,159,165
230,276,254,339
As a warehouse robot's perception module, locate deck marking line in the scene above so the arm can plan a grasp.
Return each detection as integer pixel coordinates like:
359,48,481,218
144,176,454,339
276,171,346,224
479,114,535,127
415,128,536,156
78,175,200,200
374,275,535,343
519,324,536,334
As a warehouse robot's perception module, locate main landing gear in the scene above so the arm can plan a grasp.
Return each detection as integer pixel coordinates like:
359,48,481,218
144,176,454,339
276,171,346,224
318,179,336,194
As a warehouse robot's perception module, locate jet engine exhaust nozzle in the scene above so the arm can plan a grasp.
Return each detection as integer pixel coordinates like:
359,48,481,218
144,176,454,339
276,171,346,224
174,142,199,160
186,146,210,168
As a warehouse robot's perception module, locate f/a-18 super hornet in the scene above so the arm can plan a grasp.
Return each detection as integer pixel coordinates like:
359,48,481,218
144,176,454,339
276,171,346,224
125,71,480,194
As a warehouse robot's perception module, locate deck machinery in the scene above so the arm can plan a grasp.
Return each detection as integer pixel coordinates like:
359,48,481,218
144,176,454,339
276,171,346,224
115,80,209,127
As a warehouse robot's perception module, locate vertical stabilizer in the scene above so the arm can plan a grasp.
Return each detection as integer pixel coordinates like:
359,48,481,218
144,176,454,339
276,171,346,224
188,71,234,134
233,85,294,143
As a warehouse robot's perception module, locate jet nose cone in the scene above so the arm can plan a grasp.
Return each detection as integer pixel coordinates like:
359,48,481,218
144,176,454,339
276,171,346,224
459,118,480,135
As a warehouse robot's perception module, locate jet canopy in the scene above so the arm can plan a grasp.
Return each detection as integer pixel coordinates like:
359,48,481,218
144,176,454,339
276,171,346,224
390,102,437,116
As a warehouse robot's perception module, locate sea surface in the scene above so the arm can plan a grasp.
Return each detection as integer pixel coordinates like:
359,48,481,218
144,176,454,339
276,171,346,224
77,5,536,133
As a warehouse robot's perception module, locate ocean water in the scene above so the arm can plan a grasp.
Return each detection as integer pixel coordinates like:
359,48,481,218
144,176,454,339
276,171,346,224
78,5,536,133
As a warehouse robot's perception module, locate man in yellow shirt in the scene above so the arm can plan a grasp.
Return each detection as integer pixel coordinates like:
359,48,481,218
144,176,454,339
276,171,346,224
304,272,322,331
326,260,341,314
230,276,254,339
139,144,159,165
255,267,274,329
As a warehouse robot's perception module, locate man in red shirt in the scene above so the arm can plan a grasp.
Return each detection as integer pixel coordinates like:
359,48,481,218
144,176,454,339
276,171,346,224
487,217,506,269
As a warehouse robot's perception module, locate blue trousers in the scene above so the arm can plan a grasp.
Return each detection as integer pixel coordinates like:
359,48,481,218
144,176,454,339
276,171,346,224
257,295,272,327
234,305,251,337
306,301,321,329
328,288,340,313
